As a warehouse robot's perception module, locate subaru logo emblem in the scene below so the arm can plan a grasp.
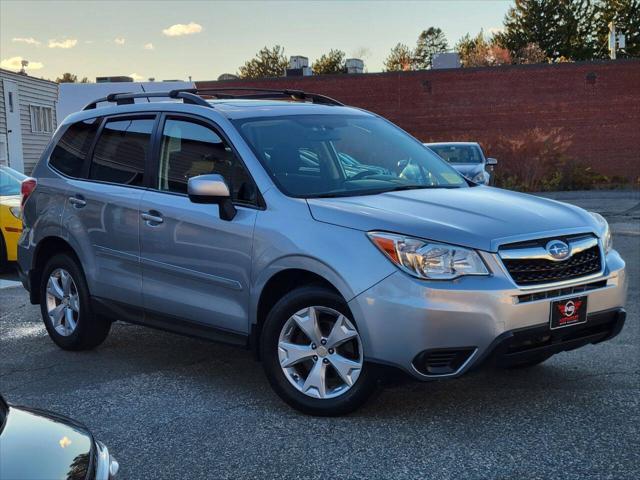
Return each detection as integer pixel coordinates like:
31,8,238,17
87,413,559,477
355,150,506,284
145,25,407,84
546,240,570,260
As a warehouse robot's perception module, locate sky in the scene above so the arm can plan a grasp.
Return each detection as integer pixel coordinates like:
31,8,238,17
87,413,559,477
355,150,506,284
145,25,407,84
1,0,511,82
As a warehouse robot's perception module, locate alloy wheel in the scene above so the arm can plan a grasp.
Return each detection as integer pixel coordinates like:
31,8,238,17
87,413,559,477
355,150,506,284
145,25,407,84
45,268,80,336
278,306,363,399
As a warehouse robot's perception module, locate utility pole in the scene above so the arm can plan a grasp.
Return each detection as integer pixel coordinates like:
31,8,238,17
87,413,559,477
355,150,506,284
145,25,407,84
609,22,627,60
609,22,617,59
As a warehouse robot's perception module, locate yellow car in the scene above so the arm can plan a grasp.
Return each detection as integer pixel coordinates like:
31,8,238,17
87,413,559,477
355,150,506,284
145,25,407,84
0,166,26,269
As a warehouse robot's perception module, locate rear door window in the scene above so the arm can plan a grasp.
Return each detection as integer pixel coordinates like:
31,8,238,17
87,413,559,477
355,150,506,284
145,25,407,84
49,118,100,177
88,117,155,186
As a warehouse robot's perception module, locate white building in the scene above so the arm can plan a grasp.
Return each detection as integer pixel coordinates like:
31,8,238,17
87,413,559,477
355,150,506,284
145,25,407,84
0,69,58,174
57,81,195,122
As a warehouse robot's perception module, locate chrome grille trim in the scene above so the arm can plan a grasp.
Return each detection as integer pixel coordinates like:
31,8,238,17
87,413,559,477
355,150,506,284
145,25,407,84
499,235,598,262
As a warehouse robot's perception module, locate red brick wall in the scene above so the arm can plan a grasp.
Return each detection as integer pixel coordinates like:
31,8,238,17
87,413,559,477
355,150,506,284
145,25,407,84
197,60,640,181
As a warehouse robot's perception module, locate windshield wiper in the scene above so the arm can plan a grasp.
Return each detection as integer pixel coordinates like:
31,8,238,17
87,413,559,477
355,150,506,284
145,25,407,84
379,184,462,193
307,184,462,199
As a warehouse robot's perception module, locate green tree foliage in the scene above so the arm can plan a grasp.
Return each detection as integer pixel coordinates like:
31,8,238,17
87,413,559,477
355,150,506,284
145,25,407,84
238,45,288,79
413,27,449,69
55,72,89,83
497,0,598,61
312,49,347,74
383,43,414,71
594,0,640,57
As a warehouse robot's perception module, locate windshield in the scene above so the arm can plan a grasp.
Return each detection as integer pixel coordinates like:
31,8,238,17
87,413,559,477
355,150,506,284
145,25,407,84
233,114,467,197
0,167,26,196
428,144,484,164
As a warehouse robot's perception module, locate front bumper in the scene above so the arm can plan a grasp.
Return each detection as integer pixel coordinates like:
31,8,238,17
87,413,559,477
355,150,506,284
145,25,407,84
348,249,627,380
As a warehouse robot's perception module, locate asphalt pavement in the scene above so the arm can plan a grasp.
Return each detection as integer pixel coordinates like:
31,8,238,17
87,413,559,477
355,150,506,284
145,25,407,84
1,190,638,479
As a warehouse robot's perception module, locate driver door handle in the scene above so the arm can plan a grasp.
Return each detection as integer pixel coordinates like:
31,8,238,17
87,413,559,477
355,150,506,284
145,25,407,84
68,196,86,208
141,211,164,225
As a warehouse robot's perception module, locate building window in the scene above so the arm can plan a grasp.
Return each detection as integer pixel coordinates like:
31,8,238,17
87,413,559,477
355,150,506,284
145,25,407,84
30,105,54,134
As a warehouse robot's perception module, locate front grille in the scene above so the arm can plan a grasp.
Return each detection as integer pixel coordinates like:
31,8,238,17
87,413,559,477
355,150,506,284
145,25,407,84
413,348,475,376
501,243,602,287
517,280,607,303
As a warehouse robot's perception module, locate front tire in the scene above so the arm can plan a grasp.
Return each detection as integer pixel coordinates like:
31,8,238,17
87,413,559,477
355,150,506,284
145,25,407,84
39,253,111,350
260,286,377,416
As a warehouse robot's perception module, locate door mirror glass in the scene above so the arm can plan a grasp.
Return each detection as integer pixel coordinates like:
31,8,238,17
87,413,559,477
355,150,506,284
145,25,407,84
486,157,498,166
187,174,236,220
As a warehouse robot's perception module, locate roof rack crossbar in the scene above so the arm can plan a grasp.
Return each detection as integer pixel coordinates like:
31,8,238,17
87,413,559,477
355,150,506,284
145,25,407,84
82,90,211,110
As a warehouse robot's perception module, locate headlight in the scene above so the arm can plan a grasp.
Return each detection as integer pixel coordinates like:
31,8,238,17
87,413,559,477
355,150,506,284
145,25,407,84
9,206,21,219
471,171,488,185
589,211,612,253
368,232,489,280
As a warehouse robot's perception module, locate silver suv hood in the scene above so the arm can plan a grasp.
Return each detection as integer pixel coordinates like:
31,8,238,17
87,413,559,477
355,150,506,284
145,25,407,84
307,187,598,252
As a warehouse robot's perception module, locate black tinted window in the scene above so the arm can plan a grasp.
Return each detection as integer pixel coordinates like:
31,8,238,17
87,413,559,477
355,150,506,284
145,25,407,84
158,119,257,204
89,118,154,186
49,118,99,177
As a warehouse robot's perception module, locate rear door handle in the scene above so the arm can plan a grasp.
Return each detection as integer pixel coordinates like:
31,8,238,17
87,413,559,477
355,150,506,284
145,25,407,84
68,196,86,208
141,211,164,225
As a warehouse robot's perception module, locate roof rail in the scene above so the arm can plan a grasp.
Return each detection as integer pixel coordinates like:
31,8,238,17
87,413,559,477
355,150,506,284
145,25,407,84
81,86,344,111
82,90,211,111
190,87,344,106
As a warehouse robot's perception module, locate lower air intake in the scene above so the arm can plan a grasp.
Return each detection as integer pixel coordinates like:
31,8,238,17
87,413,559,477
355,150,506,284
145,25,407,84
412,348,476,376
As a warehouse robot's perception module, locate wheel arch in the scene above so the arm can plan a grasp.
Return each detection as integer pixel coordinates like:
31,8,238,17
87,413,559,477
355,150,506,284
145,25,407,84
250,259,356,358
29,236,82,304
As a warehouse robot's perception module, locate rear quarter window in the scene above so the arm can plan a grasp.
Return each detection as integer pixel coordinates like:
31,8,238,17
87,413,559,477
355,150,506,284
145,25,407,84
49,118,100,177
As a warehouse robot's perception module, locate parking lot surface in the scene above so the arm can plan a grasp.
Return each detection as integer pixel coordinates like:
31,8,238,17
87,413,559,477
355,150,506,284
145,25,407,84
1,191,638,479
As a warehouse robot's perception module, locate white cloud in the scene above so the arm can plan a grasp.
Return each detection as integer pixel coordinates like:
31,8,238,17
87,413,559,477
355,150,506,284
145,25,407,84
143,42,154,50
114,37,126,45
1,56,44,71
489,27,504,36
85,40,94,44
48,38,78,49
162,22,202,37
12,37,41,46
129,72,145,82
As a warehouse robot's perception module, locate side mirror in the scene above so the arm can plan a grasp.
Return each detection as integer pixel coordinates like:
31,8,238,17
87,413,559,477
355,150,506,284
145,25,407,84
486,158,498,166
187,174,237,221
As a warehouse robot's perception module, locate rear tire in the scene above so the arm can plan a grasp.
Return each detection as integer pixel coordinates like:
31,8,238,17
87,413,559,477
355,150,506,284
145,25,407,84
39,253,111,350
260,285,377,416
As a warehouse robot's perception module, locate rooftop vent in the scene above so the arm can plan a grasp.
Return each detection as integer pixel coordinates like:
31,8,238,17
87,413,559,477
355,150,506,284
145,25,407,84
287,56,312,77
345,58,364,74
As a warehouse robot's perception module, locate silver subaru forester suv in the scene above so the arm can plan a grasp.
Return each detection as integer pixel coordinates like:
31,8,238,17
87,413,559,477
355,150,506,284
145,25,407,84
17,88,627,416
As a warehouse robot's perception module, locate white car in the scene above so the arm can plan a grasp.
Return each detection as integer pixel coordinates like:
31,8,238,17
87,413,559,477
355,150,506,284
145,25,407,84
424,142,497,185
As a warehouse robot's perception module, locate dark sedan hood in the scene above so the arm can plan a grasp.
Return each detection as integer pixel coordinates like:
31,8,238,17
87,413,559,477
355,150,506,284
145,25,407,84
307,186,598,252
0,405,94,480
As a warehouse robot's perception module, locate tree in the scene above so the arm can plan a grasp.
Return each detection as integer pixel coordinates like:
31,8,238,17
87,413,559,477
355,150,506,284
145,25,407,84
238,45,288,79
55,73,89,83
312,49,347,74
413,27,449,69
456,33,483,67
496,0,598,61
456,31,513,67
515,42,548,63
384,43,414,71
594,0,640,58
